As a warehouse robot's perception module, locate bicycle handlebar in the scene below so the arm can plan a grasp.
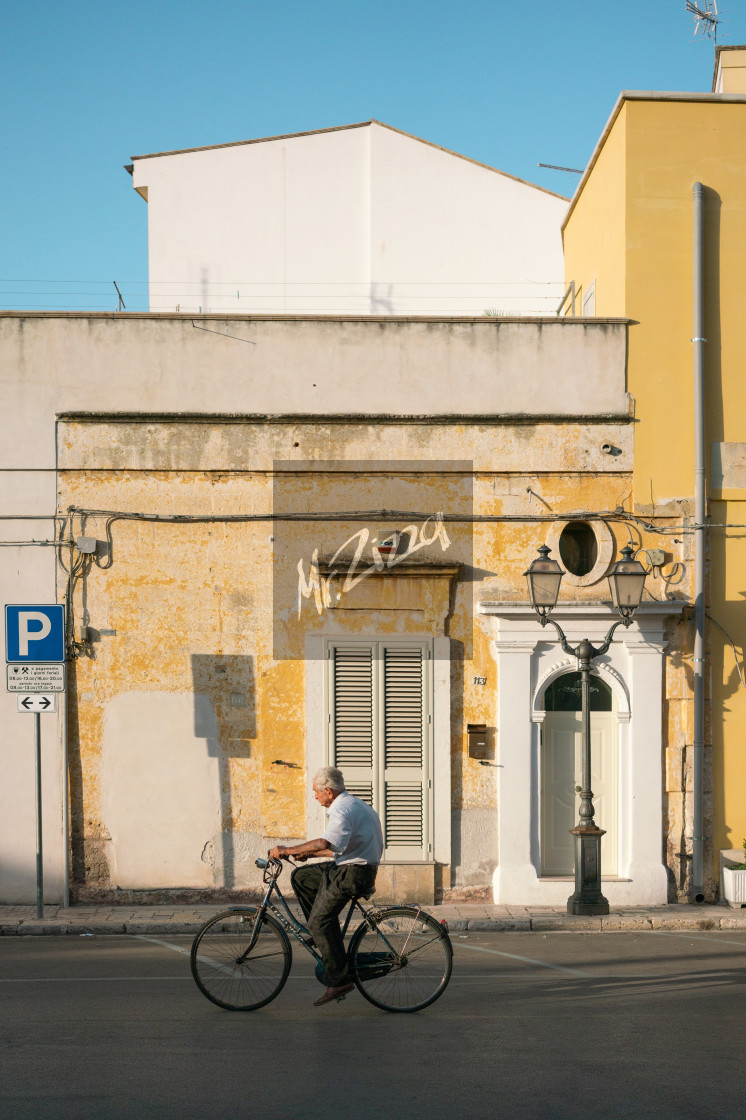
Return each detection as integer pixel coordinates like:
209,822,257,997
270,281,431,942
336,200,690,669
255,854,299,880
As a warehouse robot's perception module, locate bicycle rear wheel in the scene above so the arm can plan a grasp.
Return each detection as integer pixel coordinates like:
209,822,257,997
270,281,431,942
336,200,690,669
349,906,452,1012
190,908,291,1011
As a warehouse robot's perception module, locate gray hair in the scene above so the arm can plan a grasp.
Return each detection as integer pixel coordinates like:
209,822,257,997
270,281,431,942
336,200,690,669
313,766,345,792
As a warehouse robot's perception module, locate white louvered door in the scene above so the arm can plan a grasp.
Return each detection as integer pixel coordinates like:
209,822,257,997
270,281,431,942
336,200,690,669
330,645,376,809
382,646,427,859
327,640,432,861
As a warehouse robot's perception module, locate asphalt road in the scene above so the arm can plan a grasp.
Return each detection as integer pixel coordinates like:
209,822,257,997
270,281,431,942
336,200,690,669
1,930,744,1120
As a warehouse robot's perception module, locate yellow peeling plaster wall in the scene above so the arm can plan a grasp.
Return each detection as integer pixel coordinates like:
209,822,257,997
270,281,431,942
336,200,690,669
560,104,628,320
564,93,746,895
58,414,655,900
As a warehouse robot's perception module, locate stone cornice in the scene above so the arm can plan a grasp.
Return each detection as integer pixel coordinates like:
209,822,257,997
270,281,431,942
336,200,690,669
478,600,689,619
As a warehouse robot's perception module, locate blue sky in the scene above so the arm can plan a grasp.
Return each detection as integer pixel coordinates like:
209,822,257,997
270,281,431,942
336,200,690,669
1,0,743,311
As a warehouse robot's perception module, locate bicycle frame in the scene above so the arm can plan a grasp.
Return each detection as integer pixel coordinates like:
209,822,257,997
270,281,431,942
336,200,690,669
237,859,367,965
237,858,416,968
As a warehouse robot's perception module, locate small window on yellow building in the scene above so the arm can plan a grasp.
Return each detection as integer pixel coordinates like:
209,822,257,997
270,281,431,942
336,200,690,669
559,521,598,577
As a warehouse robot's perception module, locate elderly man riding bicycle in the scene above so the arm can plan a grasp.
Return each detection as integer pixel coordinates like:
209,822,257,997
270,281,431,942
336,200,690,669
269,766,384,1007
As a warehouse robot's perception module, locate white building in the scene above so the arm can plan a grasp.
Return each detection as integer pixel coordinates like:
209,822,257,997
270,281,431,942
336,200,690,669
129,120,567,316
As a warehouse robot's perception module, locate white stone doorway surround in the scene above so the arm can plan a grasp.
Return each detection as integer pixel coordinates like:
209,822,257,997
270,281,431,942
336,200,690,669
478,602,686,906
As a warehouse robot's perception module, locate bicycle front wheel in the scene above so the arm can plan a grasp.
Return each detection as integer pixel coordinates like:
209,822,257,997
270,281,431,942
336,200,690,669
349,906,452,1012
190,908,291,1011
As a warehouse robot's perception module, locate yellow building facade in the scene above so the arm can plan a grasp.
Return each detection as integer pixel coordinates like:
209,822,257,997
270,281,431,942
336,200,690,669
43,315,656,906
3,310,688,907
563,48,746,898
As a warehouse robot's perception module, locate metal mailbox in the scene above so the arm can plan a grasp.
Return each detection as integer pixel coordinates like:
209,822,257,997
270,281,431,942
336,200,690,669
467,723,489,759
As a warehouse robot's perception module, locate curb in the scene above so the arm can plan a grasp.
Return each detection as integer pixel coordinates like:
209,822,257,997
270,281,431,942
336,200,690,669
456,915,746,933
124,922,203,935
2,914,745,935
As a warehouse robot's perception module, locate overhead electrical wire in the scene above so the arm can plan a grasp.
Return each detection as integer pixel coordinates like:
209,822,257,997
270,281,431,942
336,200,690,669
0,506,734,548
6,506,742,677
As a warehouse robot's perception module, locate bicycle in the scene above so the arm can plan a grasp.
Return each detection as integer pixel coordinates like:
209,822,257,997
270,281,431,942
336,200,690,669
190,856,453,1013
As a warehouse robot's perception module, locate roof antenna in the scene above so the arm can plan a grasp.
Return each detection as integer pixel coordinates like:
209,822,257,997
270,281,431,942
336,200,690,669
538,163,583,175
686,1,720,44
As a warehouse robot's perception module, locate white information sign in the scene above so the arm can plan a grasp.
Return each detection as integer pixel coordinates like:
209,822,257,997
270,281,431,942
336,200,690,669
6,664,65,692
17,694,57,713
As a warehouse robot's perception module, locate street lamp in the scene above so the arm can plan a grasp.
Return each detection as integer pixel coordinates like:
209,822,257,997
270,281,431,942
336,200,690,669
524,542,647,915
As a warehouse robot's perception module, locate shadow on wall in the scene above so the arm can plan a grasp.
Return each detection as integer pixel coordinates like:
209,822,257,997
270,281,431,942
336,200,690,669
191,654,258,890
370,282,394,314
79,656,258,896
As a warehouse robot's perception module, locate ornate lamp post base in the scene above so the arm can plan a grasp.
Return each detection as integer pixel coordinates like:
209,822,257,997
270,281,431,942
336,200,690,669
568,826,610,915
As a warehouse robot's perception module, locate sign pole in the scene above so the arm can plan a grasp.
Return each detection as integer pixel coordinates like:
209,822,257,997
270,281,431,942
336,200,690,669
34,711,43,919
5,604,66,917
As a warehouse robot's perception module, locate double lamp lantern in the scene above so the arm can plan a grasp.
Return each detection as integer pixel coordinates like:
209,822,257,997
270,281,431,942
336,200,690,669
524,543,647,915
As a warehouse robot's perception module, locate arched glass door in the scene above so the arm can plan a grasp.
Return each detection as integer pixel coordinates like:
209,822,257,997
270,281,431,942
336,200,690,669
540,672,618,876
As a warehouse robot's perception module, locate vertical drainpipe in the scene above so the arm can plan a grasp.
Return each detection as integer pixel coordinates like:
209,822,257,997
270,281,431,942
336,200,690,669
691,182,706,902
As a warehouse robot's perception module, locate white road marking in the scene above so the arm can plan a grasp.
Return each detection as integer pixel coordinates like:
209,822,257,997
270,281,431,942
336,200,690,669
133,934,191,956
0,971,735,988
649,931,746,949
0,974,506,985
0,976,190,983
143,934,592,980
135,933,281,980
454,943,591,976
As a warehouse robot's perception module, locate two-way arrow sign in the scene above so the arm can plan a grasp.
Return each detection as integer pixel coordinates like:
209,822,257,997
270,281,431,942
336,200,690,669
16,694,56,713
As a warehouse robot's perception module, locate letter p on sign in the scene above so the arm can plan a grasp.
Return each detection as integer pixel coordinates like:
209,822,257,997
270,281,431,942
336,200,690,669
5,604,65,663
18,612,51,655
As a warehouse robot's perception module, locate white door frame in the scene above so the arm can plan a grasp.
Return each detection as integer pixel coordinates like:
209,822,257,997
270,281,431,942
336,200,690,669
479,601,685,905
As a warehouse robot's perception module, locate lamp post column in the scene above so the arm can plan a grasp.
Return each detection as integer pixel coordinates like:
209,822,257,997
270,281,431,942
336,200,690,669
568,638,609,916
524,542,646,918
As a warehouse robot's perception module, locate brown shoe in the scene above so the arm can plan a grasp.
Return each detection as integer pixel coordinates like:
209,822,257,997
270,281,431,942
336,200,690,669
313,983,355,1007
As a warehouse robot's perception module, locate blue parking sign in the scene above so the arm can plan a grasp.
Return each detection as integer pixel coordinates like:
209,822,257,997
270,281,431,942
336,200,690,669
5,604,66,663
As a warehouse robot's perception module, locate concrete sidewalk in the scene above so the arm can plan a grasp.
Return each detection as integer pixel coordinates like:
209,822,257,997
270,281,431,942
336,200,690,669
1,901,745,936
